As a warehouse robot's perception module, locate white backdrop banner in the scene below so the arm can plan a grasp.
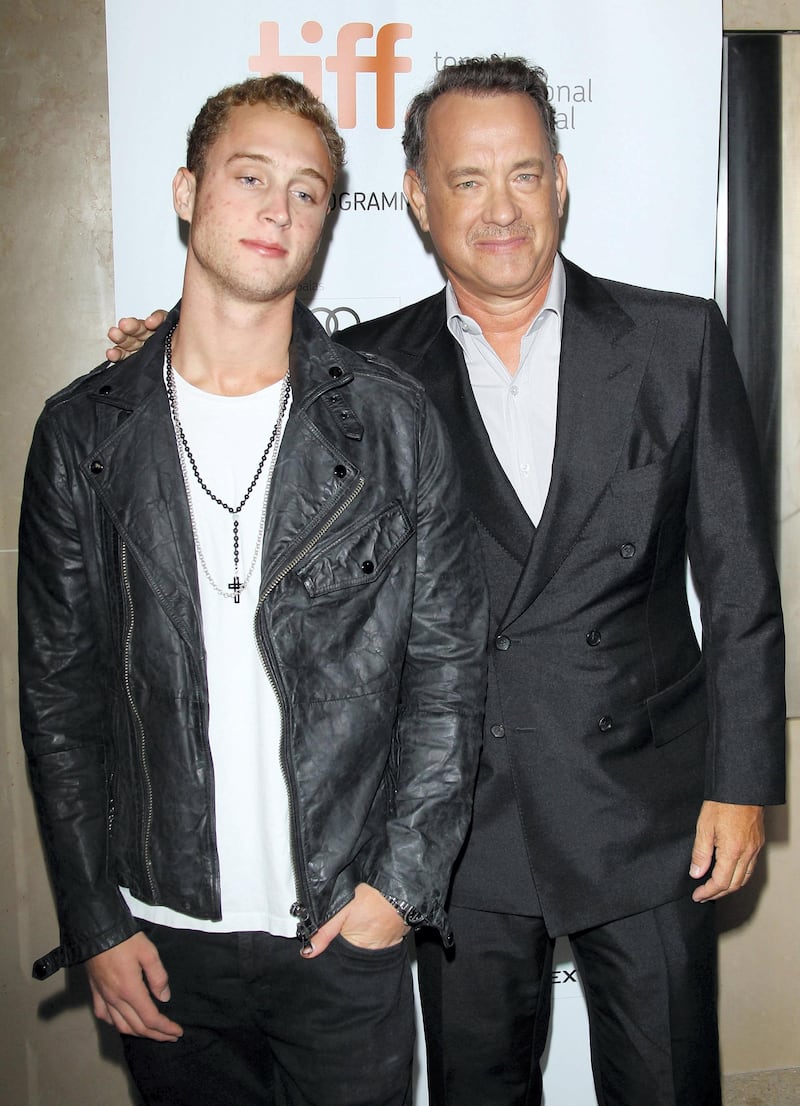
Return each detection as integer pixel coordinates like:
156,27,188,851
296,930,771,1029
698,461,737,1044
105,3,722,1103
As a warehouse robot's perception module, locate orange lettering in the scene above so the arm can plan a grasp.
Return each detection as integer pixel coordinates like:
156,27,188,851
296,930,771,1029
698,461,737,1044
248,21,323,96
249,21,413,129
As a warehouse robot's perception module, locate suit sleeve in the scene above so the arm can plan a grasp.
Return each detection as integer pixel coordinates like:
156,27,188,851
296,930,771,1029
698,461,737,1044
685,299,785,804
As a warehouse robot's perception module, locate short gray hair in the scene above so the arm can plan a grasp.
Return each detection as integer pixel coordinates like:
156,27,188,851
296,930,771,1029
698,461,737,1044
403,55,557,186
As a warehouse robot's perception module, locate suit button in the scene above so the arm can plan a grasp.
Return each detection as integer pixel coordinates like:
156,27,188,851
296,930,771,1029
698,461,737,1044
495,635,511,651
89,459,104,474
99,384,112,395
361,560,375,574
490,723,505,739
586,630,602,647
598,716,613,732
333,464,347,478
620,543,636,559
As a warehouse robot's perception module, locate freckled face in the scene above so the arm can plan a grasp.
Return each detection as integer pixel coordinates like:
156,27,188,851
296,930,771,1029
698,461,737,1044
405,92,567,306
174,103,333,306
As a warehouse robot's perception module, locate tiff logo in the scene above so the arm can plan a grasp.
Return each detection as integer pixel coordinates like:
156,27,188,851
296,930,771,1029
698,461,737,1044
249,21,412,129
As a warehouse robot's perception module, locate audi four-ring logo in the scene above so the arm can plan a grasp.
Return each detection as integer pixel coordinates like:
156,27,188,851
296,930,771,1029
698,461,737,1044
312,306,362,335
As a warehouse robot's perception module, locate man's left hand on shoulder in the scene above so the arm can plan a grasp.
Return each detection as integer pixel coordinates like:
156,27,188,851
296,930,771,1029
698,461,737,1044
300,882,410,959
690,800,766,902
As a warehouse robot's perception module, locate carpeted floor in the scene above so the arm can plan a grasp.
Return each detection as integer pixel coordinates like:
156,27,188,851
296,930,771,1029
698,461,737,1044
723,1068,800,1105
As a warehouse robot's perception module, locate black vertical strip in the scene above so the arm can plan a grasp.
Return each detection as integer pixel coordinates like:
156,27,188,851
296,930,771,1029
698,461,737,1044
725,34,781,525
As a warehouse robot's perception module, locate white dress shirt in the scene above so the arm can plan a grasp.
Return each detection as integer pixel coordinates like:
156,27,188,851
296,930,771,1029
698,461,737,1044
446,253,566,526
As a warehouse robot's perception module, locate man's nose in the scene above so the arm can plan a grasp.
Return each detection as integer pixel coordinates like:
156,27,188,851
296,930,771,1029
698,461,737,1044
484,183,520,227
260,187,291,228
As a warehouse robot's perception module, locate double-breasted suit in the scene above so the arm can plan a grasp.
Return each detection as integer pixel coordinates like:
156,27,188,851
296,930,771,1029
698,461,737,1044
337,257,785,1103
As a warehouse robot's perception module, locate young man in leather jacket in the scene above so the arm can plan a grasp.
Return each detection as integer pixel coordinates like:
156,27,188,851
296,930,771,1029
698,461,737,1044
18,75,487,1106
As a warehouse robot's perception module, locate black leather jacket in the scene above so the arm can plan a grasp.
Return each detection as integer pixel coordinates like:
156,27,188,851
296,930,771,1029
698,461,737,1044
19,303,487,979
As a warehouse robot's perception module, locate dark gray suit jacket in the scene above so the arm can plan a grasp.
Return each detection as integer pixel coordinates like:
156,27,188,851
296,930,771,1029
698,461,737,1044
336,257,785,936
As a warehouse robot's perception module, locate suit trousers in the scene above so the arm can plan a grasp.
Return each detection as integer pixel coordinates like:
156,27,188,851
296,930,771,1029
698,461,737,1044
416,897,720,1106
122,922,414,1106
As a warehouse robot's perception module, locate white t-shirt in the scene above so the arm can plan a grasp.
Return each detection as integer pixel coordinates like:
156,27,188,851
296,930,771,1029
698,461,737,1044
121,365,297,937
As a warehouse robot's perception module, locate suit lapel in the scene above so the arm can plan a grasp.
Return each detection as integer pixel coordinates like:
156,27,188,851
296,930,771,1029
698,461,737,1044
501,261,658,627
423,323,534,565
388,294,533,566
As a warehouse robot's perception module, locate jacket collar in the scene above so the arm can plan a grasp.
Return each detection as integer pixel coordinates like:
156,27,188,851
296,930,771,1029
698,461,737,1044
80,298,357,646
86,298,352,412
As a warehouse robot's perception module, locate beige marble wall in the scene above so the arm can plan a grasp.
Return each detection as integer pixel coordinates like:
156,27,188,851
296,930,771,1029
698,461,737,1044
718,718,799,1073
0,2,134,1103
723,0,800,29
0,3,796,1104
715,24,800,1081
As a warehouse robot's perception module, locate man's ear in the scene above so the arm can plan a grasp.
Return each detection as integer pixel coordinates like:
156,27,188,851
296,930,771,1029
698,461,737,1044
554,154,568,220
172,167,197,223
403,169,429,233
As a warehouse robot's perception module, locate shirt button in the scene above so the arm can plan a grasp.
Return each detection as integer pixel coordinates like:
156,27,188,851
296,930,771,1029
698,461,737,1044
598,716,613,732
620,543,636,559
495,635,511,651
490,723,505,739
510,385,519,397
586,630,602,647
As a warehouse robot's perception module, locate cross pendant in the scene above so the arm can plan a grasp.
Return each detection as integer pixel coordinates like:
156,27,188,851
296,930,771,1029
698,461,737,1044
228,576,243,603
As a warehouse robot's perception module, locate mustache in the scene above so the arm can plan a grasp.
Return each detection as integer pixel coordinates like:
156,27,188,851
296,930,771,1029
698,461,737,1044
467,222,534,244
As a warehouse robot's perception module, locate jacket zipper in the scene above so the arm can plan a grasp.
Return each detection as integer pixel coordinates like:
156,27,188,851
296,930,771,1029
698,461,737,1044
120,541,156,899
254,476,365,943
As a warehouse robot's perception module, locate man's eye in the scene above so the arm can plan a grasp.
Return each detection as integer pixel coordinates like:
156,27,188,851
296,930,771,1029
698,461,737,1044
292,190,313,203
517,173,540,183
456,180,477,190
239,176,260,187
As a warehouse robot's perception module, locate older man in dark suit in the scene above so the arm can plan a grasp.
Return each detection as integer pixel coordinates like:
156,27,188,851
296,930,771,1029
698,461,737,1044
337,57,785,1106
108,56,785,1106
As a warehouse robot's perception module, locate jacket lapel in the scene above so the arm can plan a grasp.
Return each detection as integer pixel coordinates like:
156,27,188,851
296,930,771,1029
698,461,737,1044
501,260,657,628
391,294,534,566
258,305,366,587
80,310,204,646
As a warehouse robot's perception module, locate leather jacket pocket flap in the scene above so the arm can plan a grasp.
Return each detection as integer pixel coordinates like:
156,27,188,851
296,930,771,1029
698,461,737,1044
646,657,707,747
297,502,413,597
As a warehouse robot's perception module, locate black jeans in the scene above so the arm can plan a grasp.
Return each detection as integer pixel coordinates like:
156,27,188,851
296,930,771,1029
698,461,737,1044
122,923,414,1106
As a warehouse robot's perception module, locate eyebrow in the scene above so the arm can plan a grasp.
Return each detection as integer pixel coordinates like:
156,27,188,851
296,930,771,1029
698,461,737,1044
226,151,330,187
447,156,547,182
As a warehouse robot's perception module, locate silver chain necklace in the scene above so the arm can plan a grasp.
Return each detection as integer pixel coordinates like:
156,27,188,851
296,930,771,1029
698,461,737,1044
165,325,290,604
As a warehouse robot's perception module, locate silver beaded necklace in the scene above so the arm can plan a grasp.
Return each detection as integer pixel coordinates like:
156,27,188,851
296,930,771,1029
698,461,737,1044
164,325,290,604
